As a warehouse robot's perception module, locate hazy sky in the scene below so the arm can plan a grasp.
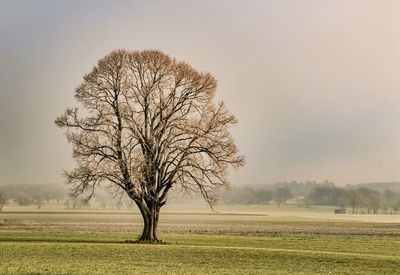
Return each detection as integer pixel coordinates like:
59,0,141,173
1,0,400,186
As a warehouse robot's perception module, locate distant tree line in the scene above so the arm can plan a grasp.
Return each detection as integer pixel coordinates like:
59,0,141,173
0,183,67,210
63,192,133,210
220,186,293,206
306,184,400,214
220,181,400,214
1,181,400,214
0,183,133,211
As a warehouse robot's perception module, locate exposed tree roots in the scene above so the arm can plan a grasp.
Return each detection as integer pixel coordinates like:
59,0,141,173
122,239,167,245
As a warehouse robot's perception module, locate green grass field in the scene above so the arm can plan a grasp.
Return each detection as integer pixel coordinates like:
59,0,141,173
1,203,399,274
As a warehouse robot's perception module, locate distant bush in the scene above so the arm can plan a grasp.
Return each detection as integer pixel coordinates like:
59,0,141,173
14,193,34,206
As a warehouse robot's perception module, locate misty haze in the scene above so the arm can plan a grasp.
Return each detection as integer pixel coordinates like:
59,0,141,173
0,1,399,274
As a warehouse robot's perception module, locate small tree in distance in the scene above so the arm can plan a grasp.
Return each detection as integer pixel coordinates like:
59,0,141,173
56,49,244,242
345,189,363,214
33,194,44,209
274,187,292,207
0,192,7,212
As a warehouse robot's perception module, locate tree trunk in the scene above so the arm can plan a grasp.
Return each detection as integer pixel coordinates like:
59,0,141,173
137,201,161,242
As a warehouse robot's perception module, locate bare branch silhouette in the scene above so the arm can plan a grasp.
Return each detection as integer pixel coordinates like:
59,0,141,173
56,49,244,241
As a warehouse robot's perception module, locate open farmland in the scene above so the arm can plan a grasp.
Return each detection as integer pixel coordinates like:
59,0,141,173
1,203,400,274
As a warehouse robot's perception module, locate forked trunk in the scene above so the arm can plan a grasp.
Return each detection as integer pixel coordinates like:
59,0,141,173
137,201,161,242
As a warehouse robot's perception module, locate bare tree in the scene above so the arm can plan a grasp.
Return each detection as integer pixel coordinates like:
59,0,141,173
0,192,7,212
345,189,363,214
33,194,44,209
274,187,292,207
55,49,244,242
